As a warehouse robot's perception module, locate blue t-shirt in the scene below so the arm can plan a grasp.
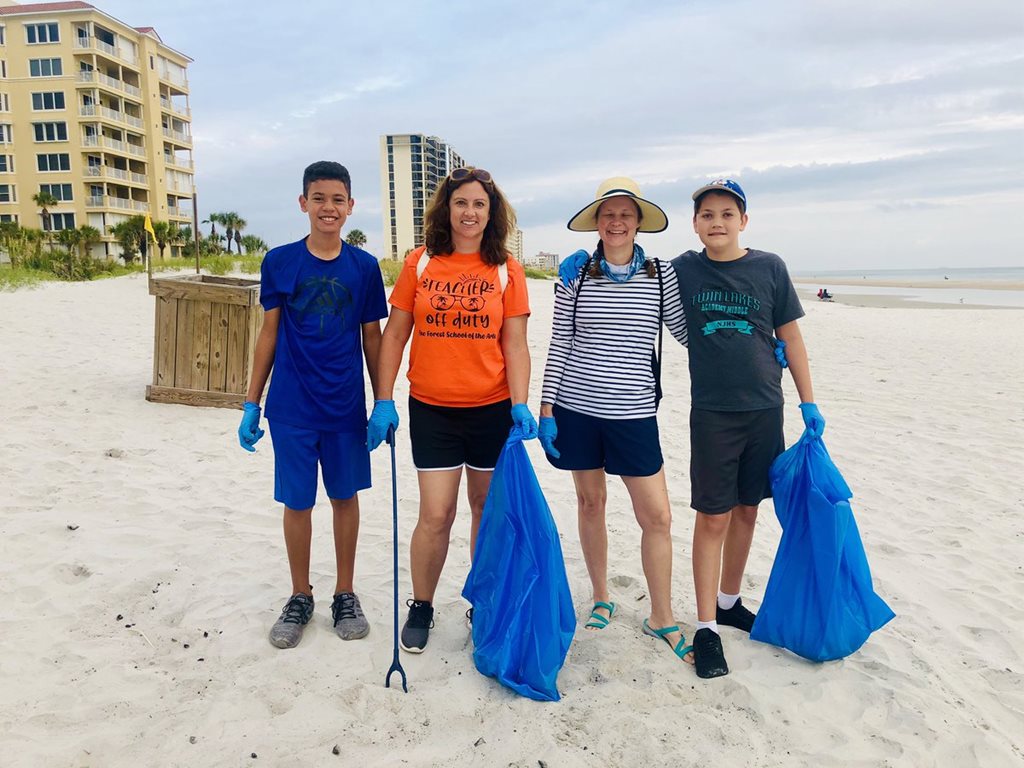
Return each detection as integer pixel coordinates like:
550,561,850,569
260,238,388,432
670,248,804,411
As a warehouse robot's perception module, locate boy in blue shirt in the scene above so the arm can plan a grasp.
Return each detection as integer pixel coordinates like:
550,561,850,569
671,179,825,678
238,161,388,649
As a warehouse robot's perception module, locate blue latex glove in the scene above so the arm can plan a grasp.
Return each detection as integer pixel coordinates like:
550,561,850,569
238,401,265,452
799,402,825,438
511,403,538,440
558,249,590,287
538,416,560,458
774,339,789,368
367,399,399,451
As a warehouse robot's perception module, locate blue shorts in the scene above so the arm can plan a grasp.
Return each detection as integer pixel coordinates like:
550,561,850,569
544,404,663,477
268,420,371,510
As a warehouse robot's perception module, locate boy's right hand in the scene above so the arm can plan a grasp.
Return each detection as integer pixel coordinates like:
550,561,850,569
538,416,560,458
367,400,399,451
238,401,265,452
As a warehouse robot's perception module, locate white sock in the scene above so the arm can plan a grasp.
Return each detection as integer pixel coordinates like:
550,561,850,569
718,591,740,610
696,620,719,635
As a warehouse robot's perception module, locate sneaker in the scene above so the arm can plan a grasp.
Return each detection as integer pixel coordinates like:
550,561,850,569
331,592,370,640
717,597,757,633
465,607,474,630
400,599,434,653
693,628,729,679
268,592,314,649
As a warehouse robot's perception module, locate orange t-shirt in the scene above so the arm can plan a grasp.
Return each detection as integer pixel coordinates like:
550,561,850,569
389,246,531,407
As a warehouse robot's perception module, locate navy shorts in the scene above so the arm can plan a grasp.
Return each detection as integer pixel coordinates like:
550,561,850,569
545,403,663,477
409,396,512,471
268,421,371,510
689,407,785,514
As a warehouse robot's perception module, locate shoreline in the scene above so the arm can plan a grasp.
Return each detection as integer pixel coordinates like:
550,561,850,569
794,288,1022,310
793,277,1024,291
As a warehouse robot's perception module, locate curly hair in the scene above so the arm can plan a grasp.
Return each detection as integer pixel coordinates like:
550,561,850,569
423,171,516,266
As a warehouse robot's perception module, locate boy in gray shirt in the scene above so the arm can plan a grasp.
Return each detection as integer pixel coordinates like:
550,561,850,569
671,179,825,679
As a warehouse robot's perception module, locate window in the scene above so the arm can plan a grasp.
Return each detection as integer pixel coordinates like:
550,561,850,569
0,184,13,203
33,121,67,142
0,93,7,111
31,91,65,110
0,154,11,172
29,58,62,77
40,183,72,201
44,212,75,231
0,214,18,224
0,26,6,46
0,123,11,143
0,60,6,78
37,153,70,171
26,23,60,44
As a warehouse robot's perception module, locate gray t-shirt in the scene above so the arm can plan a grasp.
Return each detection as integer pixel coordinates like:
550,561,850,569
670,248,804,411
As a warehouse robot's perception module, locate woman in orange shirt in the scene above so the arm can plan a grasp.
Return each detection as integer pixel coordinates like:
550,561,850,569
369,167,535,653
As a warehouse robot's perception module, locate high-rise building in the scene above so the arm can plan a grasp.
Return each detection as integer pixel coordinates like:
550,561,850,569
506,227,523,263
379,133,463,260
0,1,194,257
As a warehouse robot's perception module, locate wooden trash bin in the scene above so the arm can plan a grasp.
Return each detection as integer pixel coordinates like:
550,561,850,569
146,274,263,409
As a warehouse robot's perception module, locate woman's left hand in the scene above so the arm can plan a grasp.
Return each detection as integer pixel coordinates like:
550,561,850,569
511,403,539,440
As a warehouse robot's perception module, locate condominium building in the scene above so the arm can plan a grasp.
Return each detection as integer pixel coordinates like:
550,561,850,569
506,226,523,263
0,1,194,257
379,133,464,261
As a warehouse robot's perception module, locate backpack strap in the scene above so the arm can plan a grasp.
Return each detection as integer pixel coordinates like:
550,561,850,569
569,257,593,339
653,259,665,409
417,248,508,292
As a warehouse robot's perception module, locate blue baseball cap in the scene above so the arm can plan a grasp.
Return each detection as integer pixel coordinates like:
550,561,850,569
692,178,747,210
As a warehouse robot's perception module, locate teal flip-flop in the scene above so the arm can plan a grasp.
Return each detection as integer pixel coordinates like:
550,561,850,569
584,601,617,629
643,619,694,662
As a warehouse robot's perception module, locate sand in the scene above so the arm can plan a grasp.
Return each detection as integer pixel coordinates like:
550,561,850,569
1,273,1022,767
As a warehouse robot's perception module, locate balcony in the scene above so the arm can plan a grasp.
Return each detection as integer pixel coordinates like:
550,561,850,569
163,155,193,170
162,127,192,145
159,96,191,118
77,70,141,98
167,179,194,195
79,104,144,129
74,36,139,66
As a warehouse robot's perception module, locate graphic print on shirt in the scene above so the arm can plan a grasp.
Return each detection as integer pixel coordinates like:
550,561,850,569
289,275,353,336
691,287,762,337
420,271,499,339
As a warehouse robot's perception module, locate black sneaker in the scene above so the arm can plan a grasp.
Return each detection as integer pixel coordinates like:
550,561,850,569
268,592,314,649
400,599,434,653
693,628,729,679
717,598,757,633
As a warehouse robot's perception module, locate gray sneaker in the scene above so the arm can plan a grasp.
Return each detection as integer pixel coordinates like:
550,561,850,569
331,592,369,640
268,592,314,649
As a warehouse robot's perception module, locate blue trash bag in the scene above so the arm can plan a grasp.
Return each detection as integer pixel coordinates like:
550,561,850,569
462,427,576,701
749,431,895,662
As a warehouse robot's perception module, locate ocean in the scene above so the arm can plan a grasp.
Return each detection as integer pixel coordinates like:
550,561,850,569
792,267,1024,308
792,266,1024,282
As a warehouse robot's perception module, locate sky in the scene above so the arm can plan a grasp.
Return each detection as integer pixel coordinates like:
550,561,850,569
93,0,1023,270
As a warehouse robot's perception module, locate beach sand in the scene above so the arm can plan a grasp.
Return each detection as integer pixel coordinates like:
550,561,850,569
1,274,1022,767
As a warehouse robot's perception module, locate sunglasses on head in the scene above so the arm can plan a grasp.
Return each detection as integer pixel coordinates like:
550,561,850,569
449,167,492,184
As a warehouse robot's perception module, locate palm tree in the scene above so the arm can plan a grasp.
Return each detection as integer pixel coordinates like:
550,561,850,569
219,212,245,254
77,225,102,260
345,229,367,248
240,234,268,254
152,220,171,260
109,217,145,264
54,227,82,278
32,191,59,249
202,212,224,239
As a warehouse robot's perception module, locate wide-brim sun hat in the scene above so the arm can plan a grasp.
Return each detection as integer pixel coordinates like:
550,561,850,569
567,176,668,233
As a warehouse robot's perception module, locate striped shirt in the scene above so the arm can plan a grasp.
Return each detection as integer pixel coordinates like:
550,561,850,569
541,259,688,419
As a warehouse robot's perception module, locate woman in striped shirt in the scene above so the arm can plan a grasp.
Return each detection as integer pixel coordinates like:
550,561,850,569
539,177,693,665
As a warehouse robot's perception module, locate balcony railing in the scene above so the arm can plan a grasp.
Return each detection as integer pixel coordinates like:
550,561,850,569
163,155,193,170
77,70,141,98
74,36,139,66
130,171,148,185
127,143,145,157
159,96,192,118
85,195,104,207
159,69,188,88
162,127,192,145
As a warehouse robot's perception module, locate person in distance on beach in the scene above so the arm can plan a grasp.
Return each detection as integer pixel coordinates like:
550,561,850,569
671,178,824,679
538,177,694,666
368,166,535,654
238,161,388,649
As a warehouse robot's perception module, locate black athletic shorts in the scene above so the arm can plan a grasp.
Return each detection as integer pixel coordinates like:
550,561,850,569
689,406,785,514
408,396,512,471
